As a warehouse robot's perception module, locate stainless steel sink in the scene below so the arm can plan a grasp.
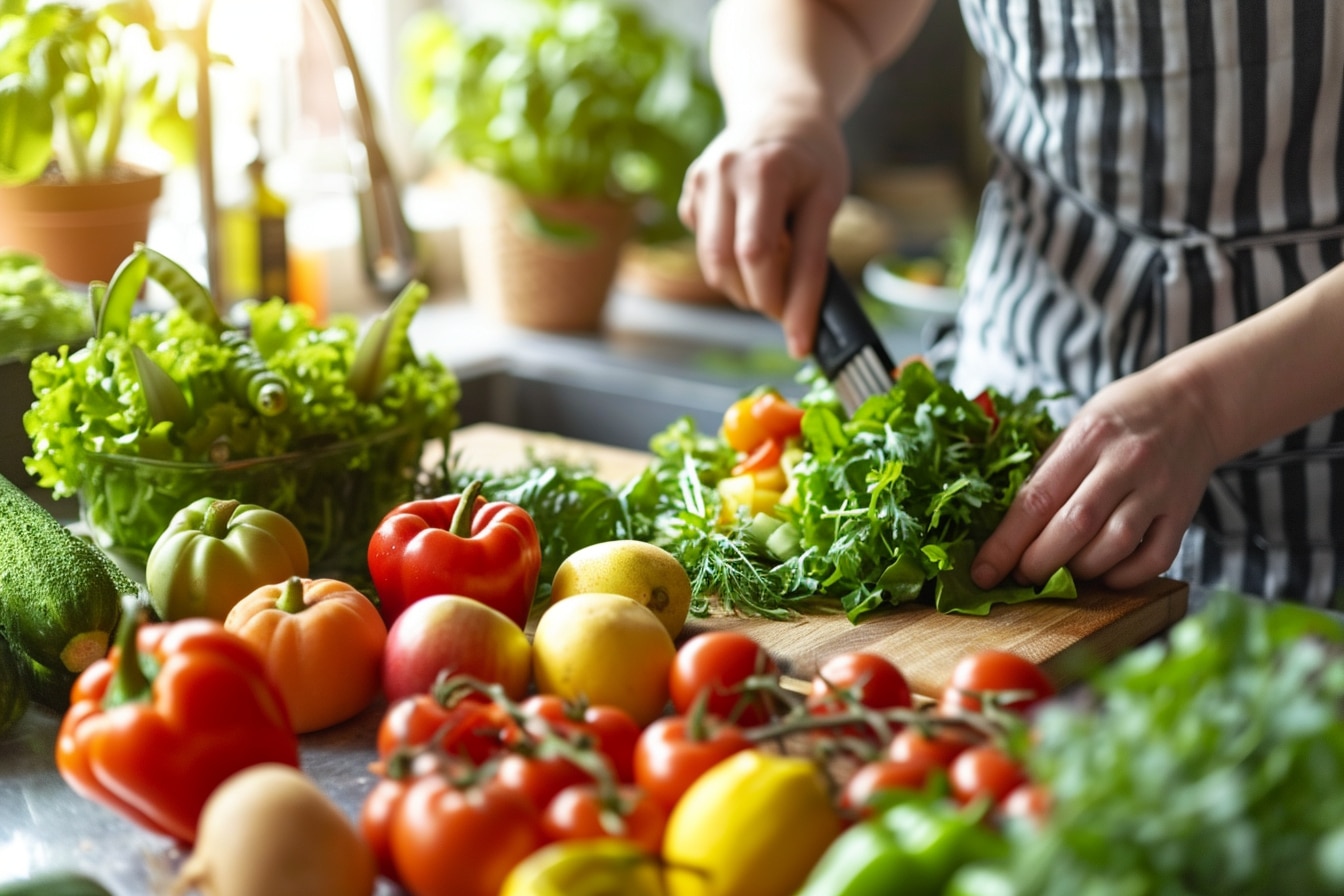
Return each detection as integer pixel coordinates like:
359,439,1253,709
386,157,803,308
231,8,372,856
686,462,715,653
453,337,809,451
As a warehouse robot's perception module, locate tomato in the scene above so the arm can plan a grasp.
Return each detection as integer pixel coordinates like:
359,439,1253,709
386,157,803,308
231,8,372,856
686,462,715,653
939,650,1056,716
998,782,1051,828
972,389,1000,431
947,744,1028,807
377,693,515,764
359,776,409,883
390,775,545,896
633,714,753,812
514,695,642,783
495,752,595,812
838,758,936,818
750,391,805,440
541,783,667,854
722,396,772,453
886,722,983,768
668,631,780,726
730,437,784,477
806,652,913,738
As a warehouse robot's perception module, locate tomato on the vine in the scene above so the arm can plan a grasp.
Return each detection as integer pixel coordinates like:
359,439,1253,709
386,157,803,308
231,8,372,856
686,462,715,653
494,751,595,812
886,722,983,769
998,782,1051,828
359,776,410,883
939,650,1056,716
541,783,667,854
512,694,642,782
669,631,779,726
838,758,936,818
633,714,754,812
947,744,1028,807
806,652,913,737
389,775,544,896
377,693,515,764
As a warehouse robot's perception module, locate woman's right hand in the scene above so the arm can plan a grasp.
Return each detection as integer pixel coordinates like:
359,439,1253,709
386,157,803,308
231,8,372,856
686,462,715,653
678,111,850,359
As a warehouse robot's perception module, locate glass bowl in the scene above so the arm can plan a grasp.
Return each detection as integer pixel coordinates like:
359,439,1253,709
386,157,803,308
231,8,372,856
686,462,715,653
77,425,427,576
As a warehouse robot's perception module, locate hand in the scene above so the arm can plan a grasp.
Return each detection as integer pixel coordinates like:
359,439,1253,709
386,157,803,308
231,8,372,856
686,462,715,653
678,113,850,358
970,367,1222,591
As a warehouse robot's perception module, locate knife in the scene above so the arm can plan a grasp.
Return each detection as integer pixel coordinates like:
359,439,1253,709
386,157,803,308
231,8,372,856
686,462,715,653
811,259,896,414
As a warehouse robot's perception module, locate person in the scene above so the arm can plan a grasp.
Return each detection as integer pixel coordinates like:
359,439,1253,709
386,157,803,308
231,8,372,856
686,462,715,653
679,0,1344,606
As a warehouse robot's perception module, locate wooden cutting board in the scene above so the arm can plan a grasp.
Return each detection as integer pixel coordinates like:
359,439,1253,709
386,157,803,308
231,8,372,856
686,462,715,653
452,423,1190,696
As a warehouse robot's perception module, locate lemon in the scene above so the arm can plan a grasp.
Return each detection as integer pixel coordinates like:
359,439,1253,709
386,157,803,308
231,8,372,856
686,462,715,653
531,592,676,726
501,838,663,896
550,539,692,638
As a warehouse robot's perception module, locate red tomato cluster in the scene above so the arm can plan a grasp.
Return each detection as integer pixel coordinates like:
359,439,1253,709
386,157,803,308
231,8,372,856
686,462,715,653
358,629,1057,895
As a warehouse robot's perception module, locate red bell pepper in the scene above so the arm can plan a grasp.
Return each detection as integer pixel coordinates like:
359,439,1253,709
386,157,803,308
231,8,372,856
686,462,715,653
367,479,542,628
55,598,299,844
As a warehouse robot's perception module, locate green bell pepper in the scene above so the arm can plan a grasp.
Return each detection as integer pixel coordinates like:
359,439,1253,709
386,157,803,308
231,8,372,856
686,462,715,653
797,797,1007,896
145,498,309,621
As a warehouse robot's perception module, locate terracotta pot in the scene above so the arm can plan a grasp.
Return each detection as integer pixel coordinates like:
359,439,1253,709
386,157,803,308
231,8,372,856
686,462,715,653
0,164,164,285
459,171,634,331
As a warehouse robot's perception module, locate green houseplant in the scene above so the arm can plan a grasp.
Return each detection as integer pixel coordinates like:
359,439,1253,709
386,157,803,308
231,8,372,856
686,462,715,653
0,0,192,284
402,0,722,329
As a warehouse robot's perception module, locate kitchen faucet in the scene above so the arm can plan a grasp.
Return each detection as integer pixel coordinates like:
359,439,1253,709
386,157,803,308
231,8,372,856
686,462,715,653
192,0,420,305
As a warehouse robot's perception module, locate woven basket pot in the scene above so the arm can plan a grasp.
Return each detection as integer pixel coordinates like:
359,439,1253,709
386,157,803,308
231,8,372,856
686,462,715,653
459,171,635,331
0,164,164,285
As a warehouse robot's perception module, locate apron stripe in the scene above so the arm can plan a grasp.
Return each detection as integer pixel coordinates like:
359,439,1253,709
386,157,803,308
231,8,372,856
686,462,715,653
1184,0,1217,228
1232,0,1268,238
1061,0,1082,190
1138,1,1167,232
1096,1,1121,211
1284,0,1325,230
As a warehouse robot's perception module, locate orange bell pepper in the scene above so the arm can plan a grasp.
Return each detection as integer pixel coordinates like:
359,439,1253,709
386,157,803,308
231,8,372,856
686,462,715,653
224,576,388,733
55,598,299,844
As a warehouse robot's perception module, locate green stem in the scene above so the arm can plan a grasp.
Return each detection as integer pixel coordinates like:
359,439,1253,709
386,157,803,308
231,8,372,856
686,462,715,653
276,576,308,614
449,480,484,537
103,596,151,709
202,499,240,539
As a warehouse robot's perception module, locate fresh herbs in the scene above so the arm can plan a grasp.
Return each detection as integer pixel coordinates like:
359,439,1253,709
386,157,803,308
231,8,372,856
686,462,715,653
981,594,1344,895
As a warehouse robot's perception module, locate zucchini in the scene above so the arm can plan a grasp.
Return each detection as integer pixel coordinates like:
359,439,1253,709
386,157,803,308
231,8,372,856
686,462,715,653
17,651,73,712
0,630,28,735
0,473,136,677
0,873,115,896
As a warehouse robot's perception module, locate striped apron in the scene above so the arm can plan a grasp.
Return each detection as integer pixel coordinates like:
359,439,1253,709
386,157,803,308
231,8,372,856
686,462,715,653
937,0,1344,605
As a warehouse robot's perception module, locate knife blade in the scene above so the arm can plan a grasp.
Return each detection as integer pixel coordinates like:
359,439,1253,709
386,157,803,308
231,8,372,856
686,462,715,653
811,259,896,414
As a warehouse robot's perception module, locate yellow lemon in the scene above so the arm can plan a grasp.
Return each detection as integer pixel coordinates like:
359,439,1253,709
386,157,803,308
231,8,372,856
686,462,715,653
550,539,692,638
531,592,676,726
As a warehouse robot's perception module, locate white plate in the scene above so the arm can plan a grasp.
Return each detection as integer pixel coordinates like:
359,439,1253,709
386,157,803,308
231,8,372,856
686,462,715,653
862,256,963,317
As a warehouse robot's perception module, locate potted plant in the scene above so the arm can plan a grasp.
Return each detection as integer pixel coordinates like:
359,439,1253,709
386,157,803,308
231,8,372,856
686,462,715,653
0,0,192,285
401,0,722,330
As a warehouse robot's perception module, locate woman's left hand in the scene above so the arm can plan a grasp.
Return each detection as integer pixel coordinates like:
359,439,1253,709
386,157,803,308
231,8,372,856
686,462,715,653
971,364,1222,590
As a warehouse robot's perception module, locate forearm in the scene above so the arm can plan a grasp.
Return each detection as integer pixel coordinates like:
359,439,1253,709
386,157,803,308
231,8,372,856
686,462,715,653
708,0,935,130
1170,261,1344,460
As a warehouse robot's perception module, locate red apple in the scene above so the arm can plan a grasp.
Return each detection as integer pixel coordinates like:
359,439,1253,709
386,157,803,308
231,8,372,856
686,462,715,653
382,594,532,702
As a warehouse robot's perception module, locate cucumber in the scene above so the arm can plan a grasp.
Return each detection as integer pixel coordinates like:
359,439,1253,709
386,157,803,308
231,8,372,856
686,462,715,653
0,873,115,896
0,630,28,735
0,473,135,676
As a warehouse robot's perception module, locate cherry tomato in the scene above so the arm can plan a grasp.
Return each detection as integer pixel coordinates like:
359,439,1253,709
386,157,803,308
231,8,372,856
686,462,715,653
722,396,772,453
886,722,983,768
948,744,1028,807
998,782,1051,828
359,776,409,883
806,652,913,738
839,758,936,818
495,752,595,812
541,783,667,854
668,631,780,726
972,389,1000,430
939,650,1056,716
514,695,643,782
633,714,754,812
377,693,515,764
730,437,784,477
389,775,544,896
750,391,805,440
